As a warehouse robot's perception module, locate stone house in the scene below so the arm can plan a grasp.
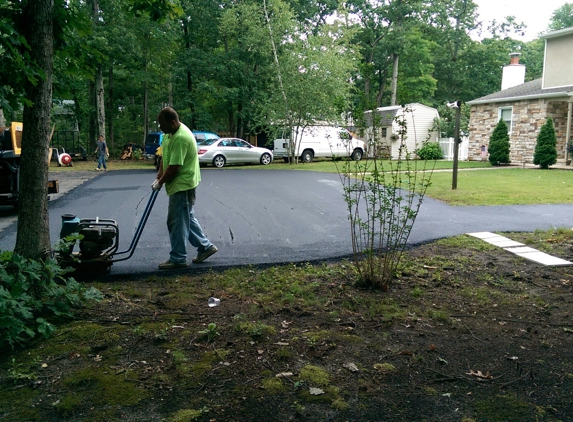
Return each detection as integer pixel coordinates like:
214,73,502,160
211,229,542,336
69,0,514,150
467,27,573,164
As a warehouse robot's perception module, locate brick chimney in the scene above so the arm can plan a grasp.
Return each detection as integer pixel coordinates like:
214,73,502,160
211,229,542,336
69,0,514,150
501,52,525,91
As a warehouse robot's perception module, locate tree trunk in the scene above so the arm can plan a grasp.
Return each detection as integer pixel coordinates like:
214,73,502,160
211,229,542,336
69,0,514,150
143,38,149,144
95,66,106,138
0,109,5,126
88,80,96,150
108,65,114,150
390,53,399,106
14,0,54,259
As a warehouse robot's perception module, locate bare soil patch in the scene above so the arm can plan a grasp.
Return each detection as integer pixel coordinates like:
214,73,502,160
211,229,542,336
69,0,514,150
1,231,573,421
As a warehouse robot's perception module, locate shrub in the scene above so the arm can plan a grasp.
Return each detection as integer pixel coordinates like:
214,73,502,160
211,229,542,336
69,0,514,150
533,117,557,169
0,251,102,349
417,142,443,160
488,119,510,165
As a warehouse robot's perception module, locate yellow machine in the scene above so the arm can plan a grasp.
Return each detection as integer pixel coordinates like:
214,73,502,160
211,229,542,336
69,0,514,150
0,122,58,209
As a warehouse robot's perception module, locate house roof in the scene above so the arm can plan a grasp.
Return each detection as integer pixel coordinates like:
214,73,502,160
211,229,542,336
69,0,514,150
467,78,573,105
364,107,400,126
364,103,438,126
539,26,573,40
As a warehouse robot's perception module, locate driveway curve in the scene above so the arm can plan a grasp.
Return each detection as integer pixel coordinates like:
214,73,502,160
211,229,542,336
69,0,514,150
0,169,572,278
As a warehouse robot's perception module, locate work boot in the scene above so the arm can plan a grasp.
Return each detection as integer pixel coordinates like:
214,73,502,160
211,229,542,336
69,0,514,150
193,245,218,264
158,260,190,270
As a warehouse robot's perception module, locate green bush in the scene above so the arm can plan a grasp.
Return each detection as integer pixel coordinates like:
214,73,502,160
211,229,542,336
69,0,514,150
0,251,102,349
488,119,510,165
533,117,557,169
417,142,443,160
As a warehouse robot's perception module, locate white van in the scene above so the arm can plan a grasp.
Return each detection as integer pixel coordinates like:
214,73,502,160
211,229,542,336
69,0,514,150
273,126,365,163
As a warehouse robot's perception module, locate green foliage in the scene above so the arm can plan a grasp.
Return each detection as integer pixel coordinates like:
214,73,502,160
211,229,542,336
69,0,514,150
0,251,103,349
548,3,573,31
416,142,443,160
488,119,510,165
198,322,220,342
533,117,557,169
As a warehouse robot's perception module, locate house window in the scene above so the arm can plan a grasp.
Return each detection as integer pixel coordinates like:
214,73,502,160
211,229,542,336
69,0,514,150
381,128,387,138
498,107,513,133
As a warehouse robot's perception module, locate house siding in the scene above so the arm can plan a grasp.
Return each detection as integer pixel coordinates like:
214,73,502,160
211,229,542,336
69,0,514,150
361,103,439,159
468,100,570,163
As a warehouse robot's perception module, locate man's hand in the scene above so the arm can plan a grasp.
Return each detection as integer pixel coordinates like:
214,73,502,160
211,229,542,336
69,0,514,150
151,179,163,191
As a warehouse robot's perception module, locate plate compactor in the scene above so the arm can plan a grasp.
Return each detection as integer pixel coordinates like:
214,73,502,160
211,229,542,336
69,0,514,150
56,190,158,274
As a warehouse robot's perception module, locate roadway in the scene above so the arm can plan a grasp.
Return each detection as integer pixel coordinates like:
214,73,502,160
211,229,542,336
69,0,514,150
0,169,572,277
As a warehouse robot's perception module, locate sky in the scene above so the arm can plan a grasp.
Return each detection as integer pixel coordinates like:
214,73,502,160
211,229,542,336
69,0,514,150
472,0,569,41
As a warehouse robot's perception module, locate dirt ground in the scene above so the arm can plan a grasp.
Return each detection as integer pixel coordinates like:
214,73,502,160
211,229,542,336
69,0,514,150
1,231,573,422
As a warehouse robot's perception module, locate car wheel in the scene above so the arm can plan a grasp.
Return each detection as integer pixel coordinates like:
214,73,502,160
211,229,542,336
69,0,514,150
260,153,272,165
213,155,226,168
301,150,314,163
351,148,363,161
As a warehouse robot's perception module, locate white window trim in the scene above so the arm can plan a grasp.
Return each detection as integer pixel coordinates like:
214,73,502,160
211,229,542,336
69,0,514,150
498,106,513,134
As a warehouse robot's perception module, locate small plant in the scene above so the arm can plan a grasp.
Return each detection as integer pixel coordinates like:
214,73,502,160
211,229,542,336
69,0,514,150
336,105,433,290
0,251,103,349
416,142,443,160
198,323,220,341
533,117,557,169
7,357,38,383
132,148,142,161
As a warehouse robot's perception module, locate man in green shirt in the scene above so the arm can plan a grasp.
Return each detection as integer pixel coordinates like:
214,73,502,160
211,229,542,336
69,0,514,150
152,107,218,269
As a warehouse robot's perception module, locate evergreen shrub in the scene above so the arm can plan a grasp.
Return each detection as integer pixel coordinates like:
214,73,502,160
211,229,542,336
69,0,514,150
488,119,510,165
533,117,558,169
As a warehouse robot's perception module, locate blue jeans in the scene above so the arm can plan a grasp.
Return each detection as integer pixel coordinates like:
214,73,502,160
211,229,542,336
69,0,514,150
97,154,107,170
167,189,212,263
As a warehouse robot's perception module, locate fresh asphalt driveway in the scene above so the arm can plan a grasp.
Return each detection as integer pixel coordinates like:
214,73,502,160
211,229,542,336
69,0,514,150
1,169,572,277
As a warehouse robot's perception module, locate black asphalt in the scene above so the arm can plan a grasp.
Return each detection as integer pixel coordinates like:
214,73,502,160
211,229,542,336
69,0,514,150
1,169,572,277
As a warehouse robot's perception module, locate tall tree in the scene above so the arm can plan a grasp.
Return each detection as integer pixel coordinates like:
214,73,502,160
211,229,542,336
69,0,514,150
14,0,55,259
422,0,479,104
548,3,573,31
91,0,106,141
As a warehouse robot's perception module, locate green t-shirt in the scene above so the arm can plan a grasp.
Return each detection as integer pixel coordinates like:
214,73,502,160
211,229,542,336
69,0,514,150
161,123,201,196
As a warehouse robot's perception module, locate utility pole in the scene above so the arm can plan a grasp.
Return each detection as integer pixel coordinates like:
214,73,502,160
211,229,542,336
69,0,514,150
451,100,461,190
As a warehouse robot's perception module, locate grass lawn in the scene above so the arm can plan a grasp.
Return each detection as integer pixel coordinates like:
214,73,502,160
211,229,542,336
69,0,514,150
426,168,573,205
49,157,157,172
261,158,492,172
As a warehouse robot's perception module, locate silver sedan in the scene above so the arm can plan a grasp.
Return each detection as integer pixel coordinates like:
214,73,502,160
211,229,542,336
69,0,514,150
197,138,273,168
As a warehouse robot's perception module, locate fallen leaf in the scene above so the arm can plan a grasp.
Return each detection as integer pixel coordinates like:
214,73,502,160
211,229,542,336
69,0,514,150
343,362,359,372
466,370,493,379
309,387,325,395
276,372,294,378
